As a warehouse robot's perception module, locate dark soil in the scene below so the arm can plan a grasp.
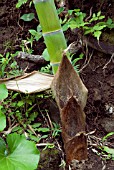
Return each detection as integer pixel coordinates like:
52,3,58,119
0,0,114,170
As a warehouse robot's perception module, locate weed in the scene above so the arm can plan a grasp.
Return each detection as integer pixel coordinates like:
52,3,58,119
40,64,52,74
99,132,114,160
29,25,42,41
62,9,114,40
91,132,114,160
0,52,23,78
20,13,35,21
52,122,61,138
20,39,34,54
16,0,32,8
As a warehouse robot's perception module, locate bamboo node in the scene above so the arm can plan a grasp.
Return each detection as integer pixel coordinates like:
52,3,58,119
43,29,62,37
50,62,60,66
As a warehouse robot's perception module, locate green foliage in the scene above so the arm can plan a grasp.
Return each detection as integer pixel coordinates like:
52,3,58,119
0,133,40,170
20,13,35,21
62,9,114,40
20,25,42,54
1,91,60,142
0,84,8,101
0,84,8,131
0,52,23,78
57,7,64,15
52,122,61,138
29,25,42,41
16,0,28,8
99,132,114,160
0,106,6,131
43,143,55,150
0,52,11,78
16,0,33,8
20,39,34,54
101,146,114,160
102,132,114,141
0,91,62,168
71,53,84,72
40,49,83,74
40,64,52,74
42,48,50,61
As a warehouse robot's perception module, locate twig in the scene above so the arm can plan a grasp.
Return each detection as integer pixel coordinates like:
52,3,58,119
2,123,19,135
36,143,54,147
46,110,53,129
85,7,93,21
80,50,93,72
28,124,37,136
103,53,114,69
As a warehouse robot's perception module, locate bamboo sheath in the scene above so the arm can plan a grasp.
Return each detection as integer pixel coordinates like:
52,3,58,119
33,0,67,74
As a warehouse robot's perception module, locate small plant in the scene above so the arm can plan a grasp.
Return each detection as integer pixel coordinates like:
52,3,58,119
16,0,32,8
62,9,114,40
20,39,34,54
71,53,84,72
0,52,23,78
20,25,42,54
20,13,35,21
0,52,11,78
99,132,114,160
0,86,40,170
29,25,42,41
52,122,61,138
0,133,40,170
40,64,52,74
92,132,114,160
0,84,8,131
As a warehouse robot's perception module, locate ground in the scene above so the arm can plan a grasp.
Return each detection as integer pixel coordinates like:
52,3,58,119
0,0,114,169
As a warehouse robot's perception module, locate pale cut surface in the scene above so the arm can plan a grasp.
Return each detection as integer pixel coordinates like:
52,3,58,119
0,71,54,94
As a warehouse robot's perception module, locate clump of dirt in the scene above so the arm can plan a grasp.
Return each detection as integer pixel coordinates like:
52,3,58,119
80,52,114,132
0,0,45,55
38,149,61,170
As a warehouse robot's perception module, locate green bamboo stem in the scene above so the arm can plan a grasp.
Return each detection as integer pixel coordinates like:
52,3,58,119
33,0,67,74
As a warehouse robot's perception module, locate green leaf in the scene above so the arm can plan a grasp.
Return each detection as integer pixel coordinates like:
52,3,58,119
62,23,69,31
97,11,101,17
32,123,41,128
98,16,105,20
106,18,113,25
37,25,42,32
0,137,6,153
20,13,35,21
68,10,74,15
29,29,38,36
84,28,94,35
0,84,8,101
29,29,42,41
42,48,50,61
102,132,114,141
0,133,40,170
93,24,106,31
38,127,50,132
17,101,24,107
106,18,114,28
107,23,114,29
16,0,28,8
57,7,64,15
93,31,102,40
0,111,6,131
103,146,114,155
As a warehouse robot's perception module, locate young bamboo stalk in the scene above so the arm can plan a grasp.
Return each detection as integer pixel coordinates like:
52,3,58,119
33,0,67,74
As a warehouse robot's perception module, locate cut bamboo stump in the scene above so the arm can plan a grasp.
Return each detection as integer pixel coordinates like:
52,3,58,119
51,55,88,164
